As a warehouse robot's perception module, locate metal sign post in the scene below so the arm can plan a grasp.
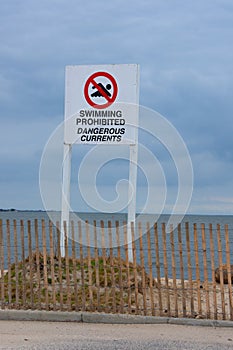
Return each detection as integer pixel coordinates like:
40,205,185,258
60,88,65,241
61,143,72,257
61,64,139,259
127,143,138,261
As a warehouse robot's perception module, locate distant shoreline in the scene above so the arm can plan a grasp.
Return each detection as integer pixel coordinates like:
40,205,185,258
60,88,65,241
0,209,232,217
0,209,44,212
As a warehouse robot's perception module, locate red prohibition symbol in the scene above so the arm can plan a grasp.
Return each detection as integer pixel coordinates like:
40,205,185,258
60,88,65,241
84,71,118,109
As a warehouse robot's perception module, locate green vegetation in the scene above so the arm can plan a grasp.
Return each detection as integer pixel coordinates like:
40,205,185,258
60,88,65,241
0,252,152,313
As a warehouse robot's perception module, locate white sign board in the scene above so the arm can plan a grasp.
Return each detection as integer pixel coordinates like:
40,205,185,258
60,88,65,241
64,64,139,145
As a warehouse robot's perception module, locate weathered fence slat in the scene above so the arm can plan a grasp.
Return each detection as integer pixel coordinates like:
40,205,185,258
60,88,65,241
34,219,41,310
209,223,217,319
178,223,186,317
86,220,93,311
6,220,12,306
170,224,178,317
20,220,26,308
201,223,210,318
100,220,108,312
64,221,71,311
108,221,116,314
78,220,85,311
56,221,63,311
124,221,131,314
193,223,202,316
162,223,170,316
139,222,147,316
27,220,33,307
71,220,78,311
217,224,226,320
116,221,123,314
185,222,194,317
93,220,100,312
0,219,4,309
146,222,155,316
42,219,49,310
86,221,92,307
13,220,19,307
224,224,232,320
131,221,139,314
154,222,162,316
49,221,56,310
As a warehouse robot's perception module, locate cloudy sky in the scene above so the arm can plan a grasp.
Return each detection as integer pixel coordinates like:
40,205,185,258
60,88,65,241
0,0,233,215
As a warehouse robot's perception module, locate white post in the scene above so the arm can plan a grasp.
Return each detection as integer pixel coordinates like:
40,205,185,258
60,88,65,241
127,143,138,262
61,143,72,257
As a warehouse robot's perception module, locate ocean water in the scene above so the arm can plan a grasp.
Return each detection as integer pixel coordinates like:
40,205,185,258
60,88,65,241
0,211,233,280
1,210,232,232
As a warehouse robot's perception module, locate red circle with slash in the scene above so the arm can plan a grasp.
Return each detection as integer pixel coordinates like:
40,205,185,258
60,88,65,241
84,71,118,109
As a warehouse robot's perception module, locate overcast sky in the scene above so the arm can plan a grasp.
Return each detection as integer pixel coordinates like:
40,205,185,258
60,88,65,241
0,0,233,215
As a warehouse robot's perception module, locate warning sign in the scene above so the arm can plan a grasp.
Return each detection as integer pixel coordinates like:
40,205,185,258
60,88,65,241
84,71,118,109
64,64,139,145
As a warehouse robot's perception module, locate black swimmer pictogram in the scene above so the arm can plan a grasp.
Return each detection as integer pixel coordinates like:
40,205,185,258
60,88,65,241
84,72,118,109
91,83,112,98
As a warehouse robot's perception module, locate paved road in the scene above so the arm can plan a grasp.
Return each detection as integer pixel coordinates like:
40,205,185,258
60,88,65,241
0,321,233,349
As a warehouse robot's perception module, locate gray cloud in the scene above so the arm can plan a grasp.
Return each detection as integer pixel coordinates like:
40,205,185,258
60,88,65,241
0,0,232,212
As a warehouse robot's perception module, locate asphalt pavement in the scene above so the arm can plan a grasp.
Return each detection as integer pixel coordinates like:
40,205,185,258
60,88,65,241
0,321,233,349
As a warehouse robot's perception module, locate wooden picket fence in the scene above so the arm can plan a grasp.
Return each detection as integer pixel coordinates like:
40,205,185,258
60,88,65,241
0,218,232,320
